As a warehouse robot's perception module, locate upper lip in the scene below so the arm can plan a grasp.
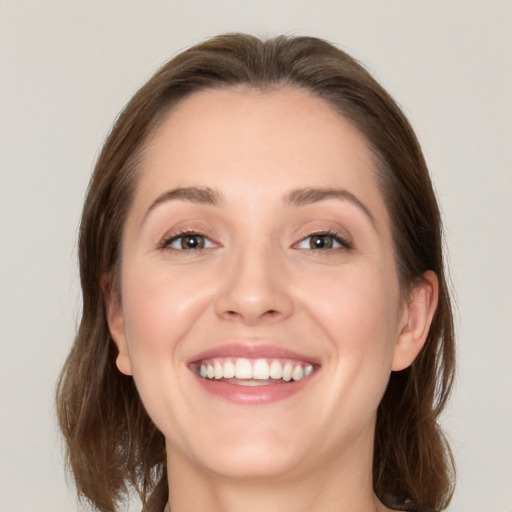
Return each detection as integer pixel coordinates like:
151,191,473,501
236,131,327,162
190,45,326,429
188,343,320,365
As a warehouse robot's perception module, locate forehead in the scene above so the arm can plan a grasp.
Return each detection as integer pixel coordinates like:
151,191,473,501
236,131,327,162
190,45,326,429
148,86,370,163
143,87,375,184
126,86,390,237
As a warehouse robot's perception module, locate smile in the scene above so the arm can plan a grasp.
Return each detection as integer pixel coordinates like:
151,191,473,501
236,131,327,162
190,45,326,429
195,357,315,385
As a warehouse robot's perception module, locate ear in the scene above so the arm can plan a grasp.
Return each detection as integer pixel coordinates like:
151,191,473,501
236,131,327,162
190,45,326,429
101,274,132,376
392,270,439,371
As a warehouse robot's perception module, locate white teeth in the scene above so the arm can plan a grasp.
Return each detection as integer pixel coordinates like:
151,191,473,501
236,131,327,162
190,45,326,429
292,365,304,381
223,360,235,378
197,357,315,383
282,363,293,382
234,358,253,379
235,380,270,387
269,360,283,379
214,361,223,380
252,359,270,379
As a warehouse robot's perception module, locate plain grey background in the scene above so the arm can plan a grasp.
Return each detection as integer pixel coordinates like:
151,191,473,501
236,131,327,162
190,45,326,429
1,2,511,511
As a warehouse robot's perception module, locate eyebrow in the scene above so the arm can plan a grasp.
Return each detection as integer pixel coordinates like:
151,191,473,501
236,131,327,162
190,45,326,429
143,186,221,220
143,185,376,229
285,187,377,228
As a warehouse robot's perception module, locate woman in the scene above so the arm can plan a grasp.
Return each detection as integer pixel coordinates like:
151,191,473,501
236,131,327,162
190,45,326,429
56,33,455,512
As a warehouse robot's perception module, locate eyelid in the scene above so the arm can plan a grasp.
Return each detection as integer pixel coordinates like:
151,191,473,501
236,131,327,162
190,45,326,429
292,229,353,251
158,228,219,251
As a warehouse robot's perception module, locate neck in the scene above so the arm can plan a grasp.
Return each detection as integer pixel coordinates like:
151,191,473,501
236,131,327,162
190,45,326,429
165,434,389,512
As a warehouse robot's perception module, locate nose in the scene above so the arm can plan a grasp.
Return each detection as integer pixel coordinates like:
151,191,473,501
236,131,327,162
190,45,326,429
214,245,294,326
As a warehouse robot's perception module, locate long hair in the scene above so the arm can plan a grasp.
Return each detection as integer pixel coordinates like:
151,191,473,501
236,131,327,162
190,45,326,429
56,33,455,512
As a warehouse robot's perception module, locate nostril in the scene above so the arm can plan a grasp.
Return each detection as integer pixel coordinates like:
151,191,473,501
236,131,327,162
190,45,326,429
223,308,280,322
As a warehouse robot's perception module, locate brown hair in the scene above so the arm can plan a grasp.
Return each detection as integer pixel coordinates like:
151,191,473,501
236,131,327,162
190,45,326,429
56,33,455,512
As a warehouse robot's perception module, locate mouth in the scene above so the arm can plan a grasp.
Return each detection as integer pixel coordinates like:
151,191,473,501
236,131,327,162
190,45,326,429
188,345,319,404
192,357,316,386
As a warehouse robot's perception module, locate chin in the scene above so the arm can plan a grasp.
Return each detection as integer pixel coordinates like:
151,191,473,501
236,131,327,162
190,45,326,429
199,448,302,481
169,424,309,481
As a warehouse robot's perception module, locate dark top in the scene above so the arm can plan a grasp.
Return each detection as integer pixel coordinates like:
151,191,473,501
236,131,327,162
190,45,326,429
380,493,437,512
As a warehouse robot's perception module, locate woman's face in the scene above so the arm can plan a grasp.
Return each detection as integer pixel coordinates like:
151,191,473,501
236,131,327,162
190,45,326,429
107,87,429,481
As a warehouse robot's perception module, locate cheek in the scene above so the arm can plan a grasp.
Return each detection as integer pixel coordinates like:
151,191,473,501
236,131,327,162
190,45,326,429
120,260,214,365
298,263,401,369
286,263,402,443
117,262,217,435
314,261,397,319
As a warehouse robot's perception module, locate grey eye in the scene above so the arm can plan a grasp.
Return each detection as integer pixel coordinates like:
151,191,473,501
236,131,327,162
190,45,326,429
297,234,341,250
309,235,335,249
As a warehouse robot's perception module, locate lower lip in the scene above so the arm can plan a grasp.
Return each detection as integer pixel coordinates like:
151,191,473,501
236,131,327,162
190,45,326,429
193,374,314,405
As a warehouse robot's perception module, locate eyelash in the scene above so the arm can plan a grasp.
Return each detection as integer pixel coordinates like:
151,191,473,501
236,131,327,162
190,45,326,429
159,230,216,252
159,229,352,253
294,230,353,252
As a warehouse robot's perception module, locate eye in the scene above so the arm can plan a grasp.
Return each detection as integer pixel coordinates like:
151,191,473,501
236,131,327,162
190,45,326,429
161,232,215,251
295,232,351,251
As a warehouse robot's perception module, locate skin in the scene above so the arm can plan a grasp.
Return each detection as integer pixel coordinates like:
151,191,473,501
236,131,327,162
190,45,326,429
106,87,438,512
